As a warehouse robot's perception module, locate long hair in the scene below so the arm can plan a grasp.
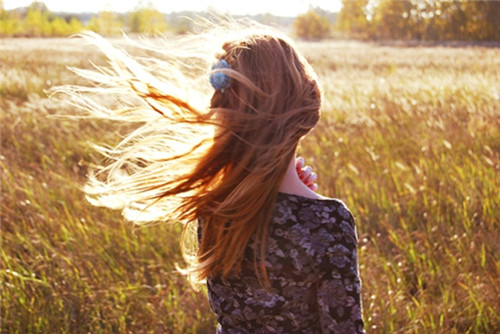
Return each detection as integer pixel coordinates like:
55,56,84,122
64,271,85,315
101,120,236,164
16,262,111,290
56,21,321,284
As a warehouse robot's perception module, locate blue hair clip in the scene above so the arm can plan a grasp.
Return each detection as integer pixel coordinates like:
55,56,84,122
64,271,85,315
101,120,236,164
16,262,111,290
209,59,231,92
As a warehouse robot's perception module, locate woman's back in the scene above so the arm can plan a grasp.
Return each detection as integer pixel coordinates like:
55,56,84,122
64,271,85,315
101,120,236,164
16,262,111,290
206,193,365,333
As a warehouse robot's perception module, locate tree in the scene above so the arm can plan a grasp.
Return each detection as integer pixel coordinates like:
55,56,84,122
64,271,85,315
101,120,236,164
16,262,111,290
372,0,414,40
336,0,370,37
484,1,500,40
294,9,331,40
86,10,122,36
459,0,500,41
23,7,52,36
0,8,22,36
50,16,82,36
67,17,84,35
51,16,69,36
128,7,167,35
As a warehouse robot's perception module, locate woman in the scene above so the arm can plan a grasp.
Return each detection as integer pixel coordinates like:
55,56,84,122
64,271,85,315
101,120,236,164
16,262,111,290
63,22,365,333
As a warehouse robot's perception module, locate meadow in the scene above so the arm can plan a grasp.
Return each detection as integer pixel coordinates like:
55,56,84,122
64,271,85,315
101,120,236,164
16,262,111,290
1,37,499,333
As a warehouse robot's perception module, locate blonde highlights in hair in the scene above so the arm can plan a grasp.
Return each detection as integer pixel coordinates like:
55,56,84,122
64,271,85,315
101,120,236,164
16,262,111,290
57,21,321,284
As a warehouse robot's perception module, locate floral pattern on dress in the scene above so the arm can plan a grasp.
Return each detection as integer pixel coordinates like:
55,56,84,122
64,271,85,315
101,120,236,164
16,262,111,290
205,192,365,334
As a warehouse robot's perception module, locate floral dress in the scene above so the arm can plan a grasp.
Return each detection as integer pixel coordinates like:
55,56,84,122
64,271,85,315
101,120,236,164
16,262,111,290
205,192,365,334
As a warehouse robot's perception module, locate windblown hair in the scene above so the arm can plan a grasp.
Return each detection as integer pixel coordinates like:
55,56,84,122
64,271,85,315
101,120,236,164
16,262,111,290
57,21,321,284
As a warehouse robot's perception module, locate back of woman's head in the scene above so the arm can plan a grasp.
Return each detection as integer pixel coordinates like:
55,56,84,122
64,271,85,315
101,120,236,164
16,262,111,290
205,33,321,198
58,21,322,283
212,33,320,151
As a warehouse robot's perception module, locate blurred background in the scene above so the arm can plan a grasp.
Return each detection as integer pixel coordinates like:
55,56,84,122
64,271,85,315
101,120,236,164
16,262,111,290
1,0,499,40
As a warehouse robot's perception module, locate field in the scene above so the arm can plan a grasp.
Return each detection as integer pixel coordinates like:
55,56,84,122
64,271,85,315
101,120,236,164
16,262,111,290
1,37,499,333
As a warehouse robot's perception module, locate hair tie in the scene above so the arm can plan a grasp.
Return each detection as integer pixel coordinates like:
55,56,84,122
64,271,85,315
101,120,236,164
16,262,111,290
209,59,231,92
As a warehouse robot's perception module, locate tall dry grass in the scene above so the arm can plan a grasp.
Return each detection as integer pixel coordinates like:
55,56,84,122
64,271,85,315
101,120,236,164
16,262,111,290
1,38,499,333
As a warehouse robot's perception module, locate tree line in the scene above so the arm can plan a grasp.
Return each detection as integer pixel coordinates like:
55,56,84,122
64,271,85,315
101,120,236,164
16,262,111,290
0,2,177,37
2,1,500,41
307,0,500,41
1,2,84,37
0,2,291,38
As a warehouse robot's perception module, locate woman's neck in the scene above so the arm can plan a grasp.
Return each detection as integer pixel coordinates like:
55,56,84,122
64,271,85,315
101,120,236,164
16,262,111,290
278,155,323,199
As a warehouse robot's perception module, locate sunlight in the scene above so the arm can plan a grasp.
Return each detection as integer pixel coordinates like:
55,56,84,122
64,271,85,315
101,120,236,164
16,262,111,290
2,0,342,16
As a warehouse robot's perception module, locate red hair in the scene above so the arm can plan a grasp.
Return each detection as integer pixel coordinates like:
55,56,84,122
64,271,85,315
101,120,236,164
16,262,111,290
58,25,321,284
172,34,321,282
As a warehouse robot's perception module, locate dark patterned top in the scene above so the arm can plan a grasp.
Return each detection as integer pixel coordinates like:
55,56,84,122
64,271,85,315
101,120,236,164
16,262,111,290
205,192,365,334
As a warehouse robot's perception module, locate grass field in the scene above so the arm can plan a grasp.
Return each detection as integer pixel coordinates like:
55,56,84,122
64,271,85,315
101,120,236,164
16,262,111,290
1,37,499,333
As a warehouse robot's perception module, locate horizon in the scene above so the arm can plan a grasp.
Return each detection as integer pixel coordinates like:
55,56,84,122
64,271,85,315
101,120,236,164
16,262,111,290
2,0,343,17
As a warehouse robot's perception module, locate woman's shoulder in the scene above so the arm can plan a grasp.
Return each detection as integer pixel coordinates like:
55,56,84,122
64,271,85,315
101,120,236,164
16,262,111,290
276,192,352,213
274,192,355,228
272,192,358,259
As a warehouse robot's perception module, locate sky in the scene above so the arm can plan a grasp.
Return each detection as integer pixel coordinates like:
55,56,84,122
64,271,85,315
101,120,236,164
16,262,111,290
3,0,342,16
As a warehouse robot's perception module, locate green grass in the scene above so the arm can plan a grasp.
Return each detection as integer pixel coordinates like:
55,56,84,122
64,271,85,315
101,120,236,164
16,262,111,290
1,38,499,333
